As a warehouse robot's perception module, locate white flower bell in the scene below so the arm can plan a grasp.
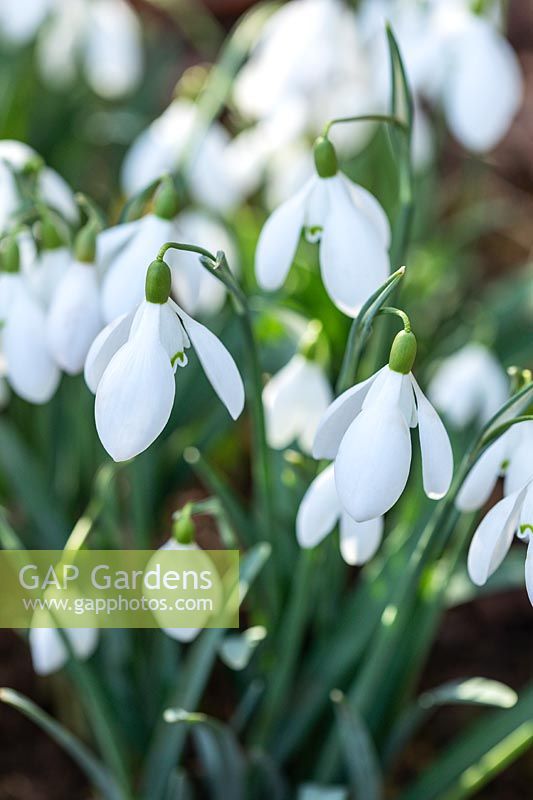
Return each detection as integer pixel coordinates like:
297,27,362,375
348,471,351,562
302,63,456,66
0,140,77,234
0,234,62,404
428,343,508,428
29,626,98,676
297,464,384,565
47,222,103,374
36,0,143,99
263,353,332,455
85,258,245,461
121,99,246,214
255,136,390,317
467,483,533,605
457,419,533,513
313,328,453,521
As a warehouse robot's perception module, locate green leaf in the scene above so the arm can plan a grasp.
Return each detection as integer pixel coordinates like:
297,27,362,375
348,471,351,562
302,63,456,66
297,785,348,800
398,683,533,800
384,678,518,765
0,688,125,800
330,690,383,800
163,710,246,800
164,769,193,800
386,24,413,133
140,542,271,800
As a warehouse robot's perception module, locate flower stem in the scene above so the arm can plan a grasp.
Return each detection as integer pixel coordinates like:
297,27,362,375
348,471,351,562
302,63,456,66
158,243,276,570
378,306,411,333
323,114,408,137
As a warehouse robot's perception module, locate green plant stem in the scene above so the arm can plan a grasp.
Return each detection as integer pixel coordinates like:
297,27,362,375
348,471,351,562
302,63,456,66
378,306,411,332
323,113,408,137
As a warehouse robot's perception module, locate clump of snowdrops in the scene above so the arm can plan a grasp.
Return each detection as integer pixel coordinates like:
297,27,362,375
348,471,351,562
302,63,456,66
0,1,532,799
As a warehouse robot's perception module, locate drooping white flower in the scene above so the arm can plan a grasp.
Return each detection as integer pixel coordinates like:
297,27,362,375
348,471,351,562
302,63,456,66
313,331,453,521
47,250,103,375
0,140,78,233
121,99,246,214
362,0,523,153
233,0,379,156
85,259,245,461
263,354,332,454
457,420,533,513
297,463,383,565
428,343,508,428
29,626,98,676
0,269,61,404
467,483,533,605
36,0,143,99
0,0,52,44
256,136,390,317
154,538,202,643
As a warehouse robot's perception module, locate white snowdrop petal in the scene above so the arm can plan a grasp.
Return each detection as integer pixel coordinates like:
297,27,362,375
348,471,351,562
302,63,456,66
3,286,60,403
456,435,507,512
39,168,78,224
255,179,312,290
504,423,533,496
312,368,383,459
47,262,102,374
85,0,143,99
467,488,527,586
95,304,175,461
411,374,453,499
339,513,383,566
263,355,307,450
158,303,189,367
341,174,391,248
176,305,244,420
84,312,133,394
334,371,412,521
29,627,98,676
297,362,333,454
319,177,390,317
444,19,523,152
525,538,533,608
296,464,340,549
96,219,139,273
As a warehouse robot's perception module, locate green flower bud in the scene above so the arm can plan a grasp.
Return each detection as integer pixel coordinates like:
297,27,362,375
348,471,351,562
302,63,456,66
145,259,172,304
154,175,180,220
388,330,417,374
172,504,195,545
313,136,338,178
1,236,20,273
74,222,97,263
40,215,65,250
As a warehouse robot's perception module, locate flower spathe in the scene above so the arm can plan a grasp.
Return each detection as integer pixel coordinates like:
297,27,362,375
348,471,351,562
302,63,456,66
313,359,453,522
263,353,332,454
255,142,390,317
297,463,383,565
428,343,508,428
85,287,245,462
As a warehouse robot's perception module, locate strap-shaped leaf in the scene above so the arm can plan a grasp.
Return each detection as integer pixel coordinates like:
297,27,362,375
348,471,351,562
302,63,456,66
331,690,383,800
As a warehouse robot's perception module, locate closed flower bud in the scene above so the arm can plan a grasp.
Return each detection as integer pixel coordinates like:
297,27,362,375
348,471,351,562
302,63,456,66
154,175,180,220
388,330,417,374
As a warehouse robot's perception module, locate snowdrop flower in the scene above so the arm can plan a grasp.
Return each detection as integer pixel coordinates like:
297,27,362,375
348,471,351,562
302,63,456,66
36,0,143,99
363,0,523,152
0,0,52,45
121,99,246,215
297,463,383,565
313,326,453,521
263,353,332,454
429,343,508,428
29,626,98,676
457,420,533,513
1,233,62,403
85,257,245,461
47,224,103,374
0,139,77,233
467,482,533,605
256,136,390,317
233,0,379,156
